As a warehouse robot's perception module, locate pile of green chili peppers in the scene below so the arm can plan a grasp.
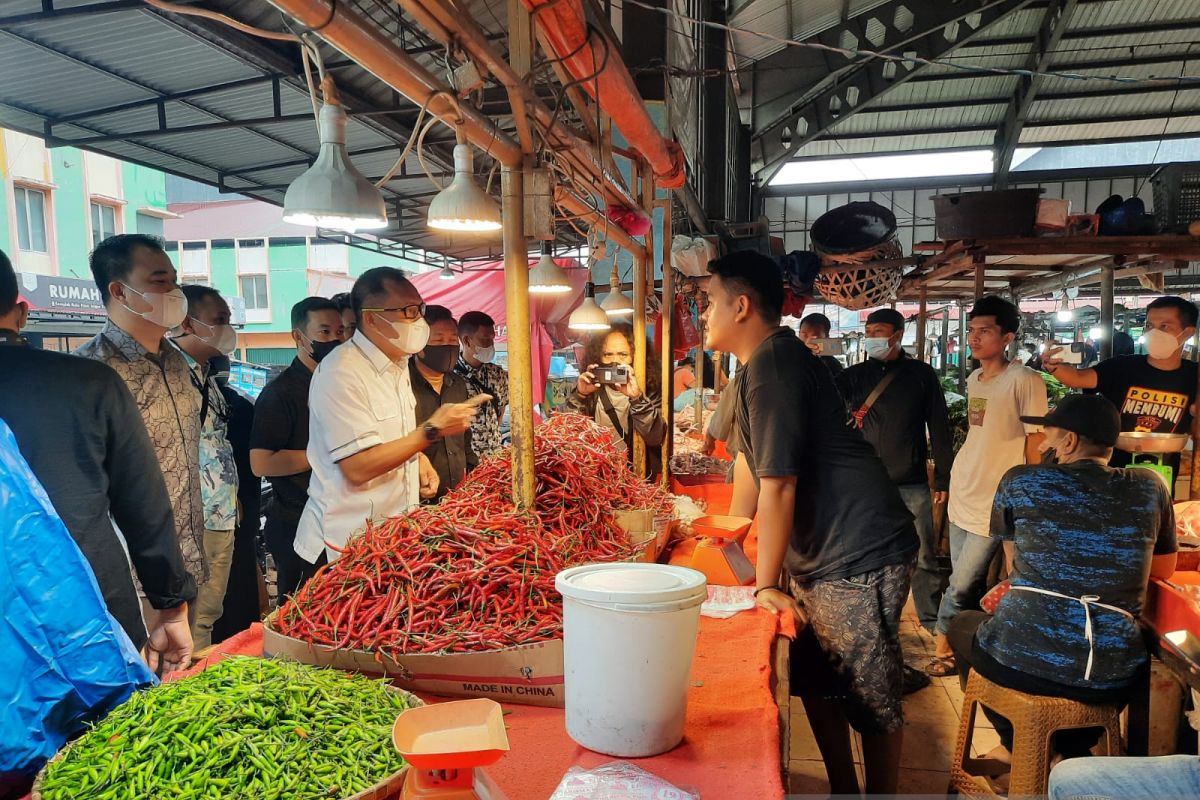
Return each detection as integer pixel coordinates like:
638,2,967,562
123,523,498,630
39,656,411,800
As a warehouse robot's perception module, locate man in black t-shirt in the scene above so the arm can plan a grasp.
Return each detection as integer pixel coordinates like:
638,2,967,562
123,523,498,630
704,251,917,797
1044,296,1198,490
250,297,344,602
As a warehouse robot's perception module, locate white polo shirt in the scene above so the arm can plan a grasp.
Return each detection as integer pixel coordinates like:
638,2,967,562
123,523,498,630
295,330,420,563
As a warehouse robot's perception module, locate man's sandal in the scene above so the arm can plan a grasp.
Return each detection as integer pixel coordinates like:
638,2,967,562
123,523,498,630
925,655,957,677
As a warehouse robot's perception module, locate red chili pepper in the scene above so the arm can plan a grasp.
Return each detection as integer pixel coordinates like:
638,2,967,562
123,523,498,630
275,414,670,654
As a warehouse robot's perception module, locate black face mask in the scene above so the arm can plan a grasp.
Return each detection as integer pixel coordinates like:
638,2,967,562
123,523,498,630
420,344,458,374
1040,448,1059,465
302,335,340,364
209,355,231,387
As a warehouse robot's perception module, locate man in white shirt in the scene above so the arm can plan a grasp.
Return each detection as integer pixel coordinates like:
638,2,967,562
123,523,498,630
295,268,485,566
927,295,1047,677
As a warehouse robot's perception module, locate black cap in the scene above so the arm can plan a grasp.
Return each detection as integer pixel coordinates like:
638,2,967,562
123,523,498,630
1020,394,1121,447
865,308,905,330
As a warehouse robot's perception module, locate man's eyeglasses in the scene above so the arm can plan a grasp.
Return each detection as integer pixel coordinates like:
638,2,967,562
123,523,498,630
362,303,427,321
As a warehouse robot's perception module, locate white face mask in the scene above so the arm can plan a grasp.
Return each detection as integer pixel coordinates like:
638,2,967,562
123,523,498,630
372,314,430,354
191,318,238,356
473,344,496,364
863,337,895,360
120,284,188,330
1144,327,1183,360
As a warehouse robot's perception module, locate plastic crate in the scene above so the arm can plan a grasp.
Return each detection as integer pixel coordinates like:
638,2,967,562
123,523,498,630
1151,162,1200,233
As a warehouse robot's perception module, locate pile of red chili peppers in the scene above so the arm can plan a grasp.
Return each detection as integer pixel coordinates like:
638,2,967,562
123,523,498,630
276,414,670,656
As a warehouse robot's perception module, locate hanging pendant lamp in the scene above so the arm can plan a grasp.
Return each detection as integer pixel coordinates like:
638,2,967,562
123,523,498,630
426,142,502,231
569,282,612,332
528,241,572,294
599,264,634,317
439,265,456,280
284,78,388,232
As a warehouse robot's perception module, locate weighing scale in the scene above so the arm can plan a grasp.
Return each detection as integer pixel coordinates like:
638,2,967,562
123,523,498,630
393,699,510,800
688,515,755,586
1115,432,1189,488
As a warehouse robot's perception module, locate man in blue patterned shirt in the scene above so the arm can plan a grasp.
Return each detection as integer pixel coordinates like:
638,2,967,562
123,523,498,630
173,285,240,649
948,394,1177,767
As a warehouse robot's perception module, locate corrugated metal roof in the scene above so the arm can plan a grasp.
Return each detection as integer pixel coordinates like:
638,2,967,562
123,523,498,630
0,0,539,259
794,130,995,158
744,0,1200,167
729,0,894,67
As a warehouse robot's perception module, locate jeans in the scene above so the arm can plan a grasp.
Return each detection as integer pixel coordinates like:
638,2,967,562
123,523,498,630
192,528,235,650
897,483,948,632
935,523,1000,636
1049,755,1200,800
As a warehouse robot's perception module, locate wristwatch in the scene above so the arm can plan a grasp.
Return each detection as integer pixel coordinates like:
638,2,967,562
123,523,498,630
423,422,442,442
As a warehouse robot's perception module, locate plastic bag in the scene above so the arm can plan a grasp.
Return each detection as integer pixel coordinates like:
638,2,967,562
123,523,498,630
549,761,699,800
0,419,155,779
673,295,700,357
701,585,757,619
670,236,715,278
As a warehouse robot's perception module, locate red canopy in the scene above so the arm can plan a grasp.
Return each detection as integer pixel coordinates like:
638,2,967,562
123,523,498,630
409,259,586,403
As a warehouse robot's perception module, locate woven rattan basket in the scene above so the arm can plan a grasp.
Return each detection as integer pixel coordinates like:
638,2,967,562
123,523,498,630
810,201,904,310
813,239,904,310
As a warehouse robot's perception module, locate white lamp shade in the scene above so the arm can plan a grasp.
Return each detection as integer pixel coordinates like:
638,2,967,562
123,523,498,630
569,283,611,331
427,144,502,231
283,101,387,232
528,253,572,294
600,287,634,316
439,266,456,280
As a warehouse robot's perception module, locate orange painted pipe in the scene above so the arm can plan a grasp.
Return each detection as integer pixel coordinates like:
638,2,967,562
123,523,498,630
522,0,686,189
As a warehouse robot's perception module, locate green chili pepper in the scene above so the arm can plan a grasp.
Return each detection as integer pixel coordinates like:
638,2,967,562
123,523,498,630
40,657,411,800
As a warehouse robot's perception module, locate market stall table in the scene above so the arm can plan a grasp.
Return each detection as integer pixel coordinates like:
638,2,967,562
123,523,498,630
165,605,790,799
1131,571,1200,755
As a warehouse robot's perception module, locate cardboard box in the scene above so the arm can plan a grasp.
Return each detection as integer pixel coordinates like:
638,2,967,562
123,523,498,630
1036,198,1071,230
262,610,565,708
614,508,672,561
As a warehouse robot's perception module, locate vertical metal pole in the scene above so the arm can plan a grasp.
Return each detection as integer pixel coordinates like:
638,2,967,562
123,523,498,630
958,302,968,389
1101,264,1115,361
659,201,674,486
695,318,706,424
936,311,945,376
632,250,648,477
1193,350,1200,499
501,167,536,510
917,286,928,362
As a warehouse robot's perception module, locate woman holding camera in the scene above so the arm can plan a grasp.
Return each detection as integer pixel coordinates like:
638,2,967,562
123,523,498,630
569,323,667,478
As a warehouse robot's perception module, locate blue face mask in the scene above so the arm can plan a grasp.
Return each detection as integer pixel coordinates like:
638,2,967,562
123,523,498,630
863,337,894,360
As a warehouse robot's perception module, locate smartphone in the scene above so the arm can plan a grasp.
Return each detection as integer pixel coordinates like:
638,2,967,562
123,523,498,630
1057,342,1085,365
811,338,845,356
594,364,631,385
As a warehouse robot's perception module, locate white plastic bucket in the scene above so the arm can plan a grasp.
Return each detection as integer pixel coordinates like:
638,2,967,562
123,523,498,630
555,563,707,757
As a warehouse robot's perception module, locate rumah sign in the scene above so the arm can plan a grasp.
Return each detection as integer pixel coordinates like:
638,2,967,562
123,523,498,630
17,272,105,315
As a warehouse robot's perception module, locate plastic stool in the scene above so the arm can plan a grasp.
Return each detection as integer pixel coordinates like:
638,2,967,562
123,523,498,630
949,671,1123,798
